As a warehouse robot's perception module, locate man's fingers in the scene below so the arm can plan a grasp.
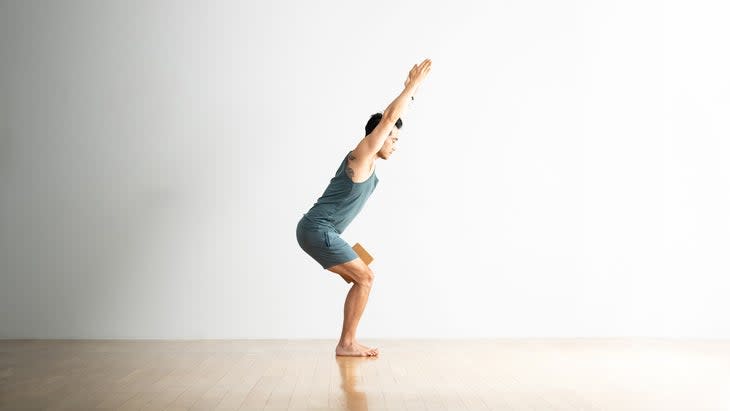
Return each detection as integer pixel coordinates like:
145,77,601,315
410,59,431,79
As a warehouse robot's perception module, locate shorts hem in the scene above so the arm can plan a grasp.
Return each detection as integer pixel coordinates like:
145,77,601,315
323,255,359,270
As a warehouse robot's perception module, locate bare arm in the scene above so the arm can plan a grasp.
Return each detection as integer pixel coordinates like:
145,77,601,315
356,59,432,156
383,84,417,125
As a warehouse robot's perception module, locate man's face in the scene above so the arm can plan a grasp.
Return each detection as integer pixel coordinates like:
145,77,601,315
376,127,399,160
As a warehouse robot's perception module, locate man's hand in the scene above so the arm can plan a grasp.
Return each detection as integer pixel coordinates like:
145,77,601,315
404,58,432,92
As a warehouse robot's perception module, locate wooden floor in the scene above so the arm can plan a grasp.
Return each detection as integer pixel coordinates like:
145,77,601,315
1,339,729,410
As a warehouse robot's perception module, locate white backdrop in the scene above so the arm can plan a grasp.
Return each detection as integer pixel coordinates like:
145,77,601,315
1,0,728,339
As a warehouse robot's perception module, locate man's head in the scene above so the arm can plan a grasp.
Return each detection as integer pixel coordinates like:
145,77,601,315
365,113,402,160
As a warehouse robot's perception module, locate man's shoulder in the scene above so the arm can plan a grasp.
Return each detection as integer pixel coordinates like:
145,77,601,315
345,147,375,182
348,145,375,164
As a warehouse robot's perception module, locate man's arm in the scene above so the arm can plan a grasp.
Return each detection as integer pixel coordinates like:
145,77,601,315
355,59,432,157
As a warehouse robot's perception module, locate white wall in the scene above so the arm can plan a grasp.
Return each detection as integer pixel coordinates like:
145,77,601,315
1,0,728,339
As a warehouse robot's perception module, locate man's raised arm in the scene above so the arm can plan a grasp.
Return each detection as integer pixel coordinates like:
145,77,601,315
358,59,432,156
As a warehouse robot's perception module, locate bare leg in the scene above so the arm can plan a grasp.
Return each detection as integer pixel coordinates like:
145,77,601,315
339,282,371,345
335,282,377,356
326,259,378,356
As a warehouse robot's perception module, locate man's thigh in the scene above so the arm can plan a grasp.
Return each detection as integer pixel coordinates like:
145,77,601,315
326,257,371,284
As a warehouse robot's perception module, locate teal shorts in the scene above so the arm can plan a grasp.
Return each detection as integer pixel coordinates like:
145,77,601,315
296,216,358,269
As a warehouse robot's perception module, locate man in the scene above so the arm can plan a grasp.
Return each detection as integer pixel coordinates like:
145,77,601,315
296,59,432,357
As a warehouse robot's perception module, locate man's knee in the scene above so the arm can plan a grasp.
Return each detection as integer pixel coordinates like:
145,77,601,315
353,266,375,287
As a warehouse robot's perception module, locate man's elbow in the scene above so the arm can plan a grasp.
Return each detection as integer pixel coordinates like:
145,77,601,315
382,111,398,124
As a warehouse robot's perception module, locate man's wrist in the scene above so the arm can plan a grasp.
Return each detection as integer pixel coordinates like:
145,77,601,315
404,83,418,96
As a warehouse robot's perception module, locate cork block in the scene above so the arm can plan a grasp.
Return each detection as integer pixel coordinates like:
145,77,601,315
352,243,374,265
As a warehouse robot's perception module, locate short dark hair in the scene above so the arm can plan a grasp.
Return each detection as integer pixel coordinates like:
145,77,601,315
365,113,403,136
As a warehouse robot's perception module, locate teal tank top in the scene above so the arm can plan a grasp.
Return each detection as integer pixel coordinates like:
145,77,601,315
301,150,379,234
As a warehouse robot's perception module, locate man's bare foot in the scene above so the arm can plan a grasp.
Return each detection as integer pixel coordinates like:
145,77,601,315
336,342,378,357
354,340,379,355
